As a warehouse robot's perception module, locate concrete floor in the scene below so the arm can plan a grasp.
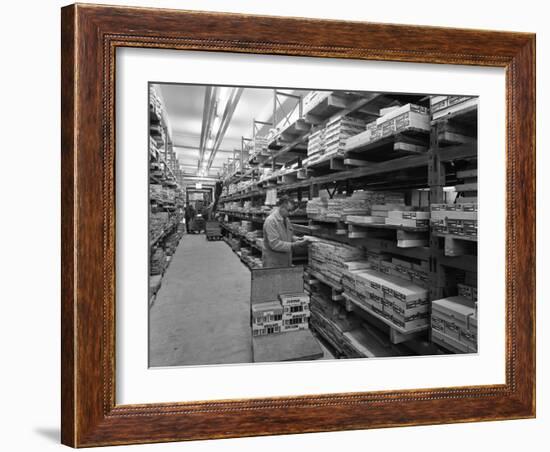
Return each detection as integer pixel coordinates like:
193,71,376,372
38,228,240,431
149,234,252,367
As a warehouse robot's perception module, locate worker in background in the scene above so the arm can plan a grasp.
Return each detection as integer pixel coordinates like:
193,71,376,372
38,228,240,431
185,204,195,233
262,195,309,268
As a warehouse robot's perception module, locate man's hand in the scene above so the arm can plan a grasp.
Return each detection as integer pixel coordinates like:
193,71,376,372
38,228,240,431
292,237,309,250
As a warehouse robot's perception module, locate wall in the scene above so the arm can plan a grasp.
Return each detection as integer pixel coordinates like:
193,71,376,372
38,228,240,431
1,0,546,451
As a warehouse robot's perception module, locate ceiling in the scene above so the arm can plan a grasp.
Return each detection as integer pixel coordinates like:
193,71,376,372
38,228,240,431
155,83,308,179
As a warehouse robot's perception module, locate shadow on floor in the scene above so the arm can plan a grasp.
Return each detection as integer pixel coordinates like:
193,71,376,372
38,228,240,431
34,427,60,443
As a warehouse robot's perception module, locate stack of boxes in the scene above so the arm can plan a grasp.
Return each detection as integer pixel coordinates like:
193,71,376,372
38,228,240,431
304,115,366,165
458,283,478,302
306,197,328,220
306,191,406,222
385,209,430,228
345,103,430,150
326,195,347,220
252,301,283,336
280,293,311,332
430,95,478,121
344,269,429,332
302,91,330,115
430,203,478,239
239,220,253,235
307,128,325,156
431,296,477,353
251,292,311,337
253,136,268,156
342,191,376,217
308,239,364,286
323,116,366,157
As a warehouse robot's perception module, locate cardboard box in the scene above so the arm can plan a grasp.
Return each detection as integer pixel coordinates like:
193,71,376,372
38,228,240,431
252,301,283,326
279,292,309,306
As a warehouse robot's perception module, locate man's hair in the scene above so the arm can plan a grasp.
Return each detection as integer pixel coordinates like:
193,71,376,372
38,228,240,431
276,195,294,207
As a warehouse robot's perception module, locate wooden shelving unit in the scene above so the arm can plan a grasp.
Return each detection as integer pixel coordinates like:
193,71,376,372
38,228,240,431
217,89,478,357
148,87,186,305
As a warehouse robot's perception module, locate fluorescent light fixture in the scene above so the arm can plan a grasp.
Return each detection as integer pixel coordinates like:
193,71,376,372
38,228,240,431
213,116,221,131
218,87,230,104
216,101,224,117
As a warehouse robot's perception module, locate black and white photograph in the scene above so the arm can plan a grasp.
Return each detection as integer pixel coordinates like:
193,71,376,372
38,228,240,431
148,84,479,367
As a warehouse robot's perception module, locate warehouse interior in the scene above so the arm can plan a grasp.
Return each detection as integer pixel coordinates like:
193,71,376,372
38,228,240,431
148,83,478,367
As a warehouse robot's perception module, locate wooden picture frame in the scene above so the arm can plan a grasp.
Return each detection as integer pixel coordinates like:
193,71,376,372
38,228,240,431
61,3,536,447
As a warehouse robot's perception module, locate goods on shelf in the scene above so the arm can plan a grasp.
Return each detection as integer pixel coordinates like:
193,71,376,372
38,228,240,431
370,205,412,222
265,188,278,206
385,209,430,228
242,254,263,269
307,191,406,222
323,116,366,156
365,252,429,288
346,215,385,225
342,191,380,216
150,247,167,275
253,136,268,155
430,203,478,238
149,86,165,120
149,275,162,298
345,103,430,150
306,197,328,219
430,95,478,120
150,212,171,241
239,220,253,234
308,239,364,286
307,128,325,156
150,183,163,200
303,91,330,115
457,283,478,302
308,285,368,358
164,231,182,256
431,296,477,353
343,268,429,332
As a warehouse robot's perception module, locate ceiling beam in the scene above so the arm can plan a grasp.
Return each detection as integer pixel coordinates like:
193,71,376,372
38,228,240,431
205,88,244,171
197,86,215,170
173,144,234,154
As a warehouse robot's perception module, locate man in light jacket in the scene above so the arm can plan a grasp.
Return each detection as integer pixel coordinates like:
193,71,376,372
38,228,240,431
262,195,308,268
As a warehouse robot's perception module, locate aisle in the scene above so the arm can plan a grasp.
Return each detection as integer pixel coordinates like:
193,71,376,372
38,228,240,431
149,234,252,367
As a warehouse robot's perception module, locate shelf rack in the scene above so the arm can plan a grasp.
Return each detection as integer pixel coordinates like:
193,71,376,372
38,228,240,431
217,91,478,354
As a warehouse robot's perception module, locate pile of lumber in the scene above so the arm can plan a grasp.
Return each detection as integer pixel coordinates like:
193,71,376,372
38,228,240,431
430,203,478,238
307,191,406,222
432,295,477,353
323,116,366,156
342,268,429,332
385,209,430,228
345,103,430,149
365,251,429,288
430,95,478,120
308,239,364,285
307,128,325,156
303,91,330,115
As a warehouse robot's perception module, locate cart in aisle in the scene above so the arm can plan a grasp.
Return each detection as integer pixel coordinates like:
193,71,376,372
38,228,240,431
189,215,206,233
205,221,222,240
